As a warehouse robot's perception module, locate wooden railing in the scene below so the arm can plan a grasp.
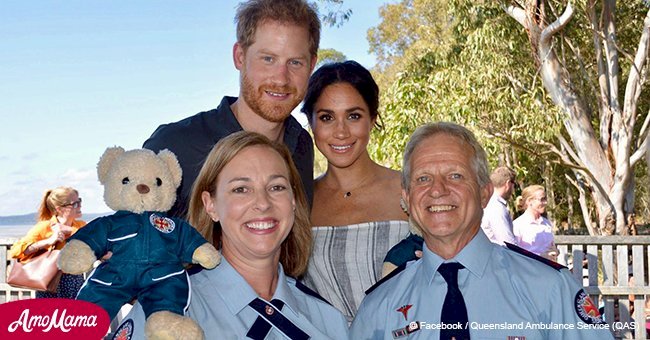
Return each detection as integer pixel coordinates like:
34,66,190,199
556,235,650,339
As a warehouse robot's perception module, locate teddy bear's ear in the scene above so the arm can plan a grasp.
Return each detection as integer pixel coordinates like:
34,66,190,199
97,146,125,185
158,149,182,189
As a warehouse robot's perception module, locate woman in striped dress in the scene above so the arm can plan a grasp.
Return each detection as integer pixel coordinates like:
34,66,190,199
300,61,410,322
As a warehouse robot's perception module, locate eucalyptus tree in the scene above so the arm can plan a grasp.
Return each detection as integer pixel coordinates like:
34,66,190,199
503,0,650,235
367,0,650,235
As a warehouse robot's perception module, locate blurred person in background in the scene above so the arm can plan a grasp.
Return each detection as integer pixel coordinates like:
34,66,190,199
10,186,86,298
513,184,558,260
480,166,517,246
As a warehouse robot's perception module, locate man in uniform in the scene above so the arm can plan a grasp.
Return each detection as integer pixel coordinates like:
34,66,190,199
143,0,318,218
480,166,517,246
350,122,613,339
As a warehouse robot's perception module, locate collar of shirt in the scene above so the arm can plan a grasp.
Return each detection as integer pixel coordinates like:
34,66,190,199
494,194,508,207
519,210,548,225
421,229,493,285
215,96,303,154
195,256,300,317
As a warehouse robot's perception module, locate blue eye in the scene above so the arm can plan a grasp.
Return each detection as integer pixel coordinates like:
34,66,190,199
450,173,463,180
416,176,430,183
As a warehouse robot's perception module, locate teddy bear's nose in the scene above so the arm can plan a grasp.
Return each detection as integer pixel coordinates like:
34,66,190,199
137,184,150,194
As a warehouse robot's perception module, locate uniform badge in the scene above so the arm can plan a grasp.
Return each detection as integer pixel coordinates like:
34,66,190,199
111,319,133,340
391,321,420,339
574,290,604,324
396,304,413,321
150,214,175,233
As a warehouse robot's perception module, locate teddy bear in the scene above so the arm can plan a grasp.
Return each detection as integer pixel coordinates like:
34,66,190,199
58,146,220,340
381,200,424,278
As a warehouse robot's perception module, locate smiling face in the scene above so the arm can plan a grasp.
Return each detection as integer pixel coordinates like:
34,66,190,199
311,82,374,168
235,20,316,123
402,133,492,257
201,145,296,262
527,188,547,217
56,191,82,220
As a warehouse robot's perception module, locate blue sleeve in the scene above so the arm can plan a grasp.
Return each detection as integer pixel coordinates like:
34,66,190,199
69,217,110,258
110,303,146,340
547,270,614,339
350,293,388,340
383,233,423,267
175,218,209,263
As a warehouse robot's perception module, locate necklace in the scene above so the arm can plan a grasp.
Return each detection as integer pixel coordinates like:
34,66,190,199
339,173,376,198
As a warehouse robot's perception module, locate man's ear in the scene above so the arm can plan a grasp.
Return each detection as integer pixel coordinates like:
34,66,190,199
233,42,245,70
309,54,318,73
201,191,219,222
401,188,410,212
481,183,494,209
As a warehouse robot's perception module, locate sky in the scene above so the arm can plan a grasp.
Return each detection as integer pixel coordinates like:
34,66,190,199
0,0,393,216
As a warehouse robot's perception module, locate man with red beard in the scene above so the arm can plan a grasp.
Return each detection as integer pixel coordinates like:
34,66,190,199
144,0,319,218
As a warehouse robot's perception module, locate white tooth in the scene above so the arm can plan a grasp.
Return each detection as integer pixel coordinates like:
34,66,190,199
428,205,455,212
247,222,274,230
331,145,351,150
266,91,285,97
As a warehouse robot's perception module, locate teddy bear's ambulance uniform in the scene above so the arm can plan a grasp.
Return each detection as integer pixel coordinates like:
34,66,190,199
73,211,208,319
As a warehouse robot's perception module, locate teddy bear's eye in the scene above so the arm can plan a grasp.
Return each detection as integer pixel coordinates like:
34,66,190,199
156,178,162,186
122,177,130,185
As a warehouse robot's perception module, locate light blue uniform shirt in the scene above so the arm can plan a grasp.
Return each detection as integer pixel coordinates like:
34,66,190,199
350,230,614,340
115,258,348,339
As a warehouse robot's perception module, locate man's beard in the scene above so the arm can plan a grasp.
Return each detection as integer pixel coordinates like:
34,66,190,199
241,72,302,123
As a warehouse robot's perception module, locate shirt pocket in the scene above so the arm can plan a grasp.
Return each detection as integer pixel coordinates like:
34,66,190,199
106,223,141,257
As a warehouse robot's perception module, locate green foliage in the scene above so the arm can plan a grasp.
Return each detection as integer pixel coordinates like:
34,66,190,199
367,0,650,232
316,48,346,68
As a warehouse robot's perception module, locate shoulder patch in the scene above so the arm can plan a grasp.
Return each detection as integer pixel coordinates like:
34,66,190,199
366,262,408,296
111,318,134,340
295,279,331,305
505,242,566,271
574,290,605,324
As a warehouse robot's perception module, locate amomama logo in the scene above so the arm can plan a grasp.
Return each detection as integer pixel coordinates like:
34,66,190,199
0,298,109,339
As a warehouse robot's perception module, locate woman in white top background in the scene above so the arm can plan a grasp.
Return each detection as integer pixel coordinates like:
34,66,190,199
300,60,409,322
513,184,558,260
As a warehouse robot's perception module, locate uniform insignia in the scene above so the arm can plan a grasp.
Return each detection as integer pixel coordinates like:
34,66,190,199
111,319,133,340
574,290,604,324
396,304,413,321
505,242,566,271
150,214,175,233
391,321,420,339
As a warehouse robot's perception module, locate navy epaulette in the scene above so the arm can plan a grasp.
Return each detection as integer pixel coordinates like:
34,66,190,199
295,279,332,305
365,262,408,296
186,264,204,276
505,242,566,271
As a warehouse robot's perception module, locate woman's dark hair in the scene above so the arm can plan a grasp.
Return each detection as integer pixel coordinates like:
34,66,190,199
301,60,381,128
